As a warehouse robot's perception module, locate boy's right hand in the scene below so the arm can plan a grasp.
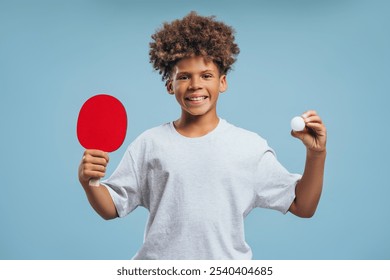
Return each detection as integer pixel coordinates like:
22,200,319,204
78,149,109,187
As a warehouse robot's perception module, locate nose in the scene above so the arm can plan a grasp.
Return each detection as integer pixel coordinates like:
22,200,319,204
188,76,202,90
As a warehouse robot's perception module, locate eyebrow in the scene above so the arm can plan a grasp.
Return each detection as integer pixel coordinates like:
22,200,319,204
176,69,216,75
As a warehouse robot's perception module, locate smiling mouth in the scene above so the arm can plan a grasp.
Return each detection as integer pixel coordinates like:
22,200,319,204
185,96,208,101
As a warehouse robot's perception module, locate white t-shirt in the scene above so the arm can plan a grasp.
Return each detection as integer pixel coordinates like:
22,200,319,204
102,119,301,259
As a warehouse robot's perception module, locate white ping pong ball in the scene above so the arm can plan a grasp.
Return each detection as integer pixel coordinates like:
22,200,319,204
291,116,305,131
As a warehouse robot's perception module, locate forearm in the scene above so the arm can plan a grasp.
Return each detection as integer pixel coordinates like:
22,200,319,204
291,149,326,218
82,183,118,220
78,150,117,220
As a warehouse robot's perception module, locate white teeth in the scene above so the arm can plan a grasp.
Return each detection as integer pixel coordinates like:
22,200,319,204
187,96,206,101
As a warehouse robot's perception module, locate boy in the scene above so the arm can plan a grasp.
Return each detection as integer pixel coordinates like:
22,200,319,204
78,12,327,259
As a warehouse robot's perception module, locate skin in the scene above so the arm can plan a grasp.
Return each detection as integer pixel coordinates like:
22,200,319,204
289,110,327,218
166,56,227,137
78,55,327,220
78,149,117,220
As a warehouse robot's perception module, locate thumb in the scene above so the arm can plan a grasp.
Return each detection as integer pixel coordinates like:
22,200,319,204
291,129,305,141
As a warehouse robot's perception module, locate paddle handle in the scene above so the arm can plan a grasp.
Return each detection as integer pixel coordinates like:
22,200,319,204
89,178,100,187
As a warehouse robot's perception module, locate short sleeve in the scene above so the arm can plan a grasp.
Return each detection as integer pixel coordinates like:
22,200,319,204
253,149,301,214
101,146,143,217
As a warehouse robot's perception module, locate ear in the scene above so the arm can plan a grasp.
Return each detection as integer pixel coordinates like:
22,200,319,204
219,75,228,93
166,80,174,95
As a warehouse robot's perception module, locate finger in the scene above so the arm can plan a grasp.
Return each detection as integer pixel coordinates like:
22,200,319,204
301,110,318,119
84,162,106,172
82,164,106,177
82,152,109,166
82,155,108,167
83,169,106,179
84,150,109,163
85,149,110,163
304,115,323,125
306,122,325,130
306,122,326,132
291,129,305,141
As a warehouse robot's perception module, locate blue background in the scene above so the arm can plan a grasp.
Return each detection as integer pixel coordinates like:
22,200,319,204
1,0,389,259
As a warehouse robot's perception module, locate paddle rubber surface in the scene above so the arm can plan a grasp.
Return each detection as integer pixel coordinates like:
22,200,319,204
77,94,127,152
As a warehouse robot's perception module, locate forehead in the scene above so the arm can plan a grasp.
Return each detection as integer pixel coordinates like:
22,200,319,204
173,56,219,73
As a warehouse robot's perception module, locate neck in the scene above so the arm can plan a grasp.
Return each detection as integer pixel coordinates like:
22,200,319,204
174,112,220,138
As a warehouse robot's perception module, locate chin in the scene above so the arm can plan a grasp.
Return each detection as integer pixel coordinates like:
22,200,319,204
187,109,209,116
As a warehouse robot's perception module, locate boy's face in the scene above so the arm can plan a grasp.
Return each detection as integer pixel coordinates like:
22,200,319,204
166,56,227,119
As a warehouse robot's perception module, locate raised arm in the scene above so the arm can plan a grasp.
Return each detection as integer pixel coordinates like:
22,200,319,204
288,110,327,218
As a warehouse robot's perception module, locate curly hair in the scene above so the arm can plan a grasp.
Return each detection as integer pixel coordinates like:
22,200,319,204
149,11,240,81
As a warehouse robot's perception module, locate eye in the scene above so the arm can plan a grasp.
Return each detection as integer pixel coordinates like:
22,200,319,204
177,75,189,80
202,73,213,79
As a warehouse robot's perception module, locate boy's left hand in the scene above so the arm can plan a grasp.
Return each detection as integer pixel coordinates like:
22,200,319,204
291,110,327,153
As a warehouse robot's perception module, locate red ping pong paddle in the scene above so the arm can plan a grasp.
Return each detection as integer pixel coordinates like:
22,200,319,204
77,94,127,186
